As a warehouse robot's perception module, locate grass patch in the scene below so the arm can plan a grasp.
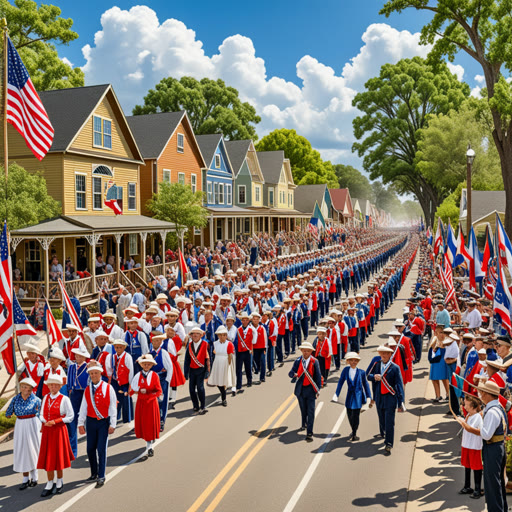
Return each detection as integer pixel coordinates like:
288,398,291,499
0,397,16,435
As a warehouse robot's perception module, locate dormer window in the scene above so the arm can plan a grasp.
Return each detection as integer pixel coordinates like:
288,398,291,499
93,116,112,150
215,154,221,168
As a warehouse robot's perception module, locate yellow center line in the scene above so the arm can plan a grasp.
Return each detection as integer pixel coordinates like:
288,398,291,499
186,393,296,512
204,399,298,512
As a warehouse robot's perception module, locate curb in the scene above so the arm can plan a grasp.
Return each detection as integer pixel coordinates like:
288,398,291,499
0,428,14,444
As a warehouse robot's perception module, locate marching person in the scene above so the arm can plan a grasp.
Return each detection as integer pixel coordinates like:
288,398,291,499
106,339,134,424
37,374,75,497
124,317,149,374
288,341,322,442
235,312,254,391
5,377,41,490
366,345,405,454
313,326,331,386
130,354,163,460
18,344,45,391
77,362,117,488
208,326,236,406
149,334,174,430
184,326,211,414
37,347,67,399
331,352,372,441
163,324,186,409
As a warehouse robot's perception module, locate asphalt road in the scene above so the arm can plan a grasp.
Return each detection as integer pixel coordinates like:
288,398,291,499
2,259,438,512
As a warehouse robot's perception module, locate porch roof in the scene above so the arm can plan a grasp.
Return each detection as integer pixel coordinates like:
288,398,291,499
207,206,263,217
11,215,176,238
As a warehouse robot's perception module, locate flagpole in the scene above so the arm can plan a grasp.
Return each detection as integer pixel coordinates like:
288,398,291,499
2,18,7,183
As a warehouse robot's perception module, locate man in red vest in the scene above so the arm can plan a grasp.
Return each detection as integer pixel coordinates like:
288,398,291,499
184,326,211,414
77,362,117,488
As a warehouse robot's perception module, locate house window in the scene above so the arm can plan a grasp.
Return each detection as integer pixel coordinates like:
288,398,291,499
92,176,102,210
75,174,86,209
238,185,246,204
178,173,185,186
128,182,136,210
226,184,232,205
191,174,197,193
215,154,221,168
93,116,112,149
214,182,219,204
129,233,138,255
207,182,213,203
92,165,113,177
244,218,250,233
163,169,171,183
269,188,274,207
219,183,224,204
177,133,184,153
255,185,260,202
25,240,40,262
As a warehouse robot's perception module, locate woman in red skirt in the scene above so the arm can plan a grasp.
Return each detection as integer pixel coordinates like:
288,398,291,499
37,374,75,497
456,394,483,499
130,354,163,460
164,324,186,408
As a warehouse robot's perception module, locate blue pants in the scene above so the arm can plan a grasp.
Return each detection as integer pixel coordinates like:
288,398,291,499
157,372,169,426
301,317,309,340
188,367,206,410
236,351,252,390
283,331,291,355
377,406,396,447
68,389,84,458
112,380,133,423
297,386,316,436
310,310,318,328
349,335,359,353
86,417,110,479
333,347,341,370
292,324,302,351
267,344,275,371
359,326,366,347
411,333,422,362
253,348,266,381
482,442,507,512
276,335,284,363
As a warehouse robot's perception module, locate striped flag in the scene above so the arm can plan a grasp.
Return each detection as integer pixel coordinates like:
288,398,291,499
451,373,465,398
434,218,444,256
58,278,82,331
485,263,498,300
6,37,54,161
493,257,512,334
176,249,189,288
46,305,64,345
13,294,37,336
0,223,14,374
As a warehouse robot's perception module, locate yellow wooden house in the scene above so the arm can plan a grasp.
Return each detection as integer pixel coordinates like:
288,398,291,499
6,84,175,308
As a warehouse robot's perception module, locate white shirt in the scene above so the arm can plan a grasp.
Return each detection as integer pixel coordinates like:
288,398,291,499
77,381,117,429
481,400,506,440
40,393,74,424
152,346,173,383
462,308,482,329
444,341,459,360
349,367,357,380
461,413,483,450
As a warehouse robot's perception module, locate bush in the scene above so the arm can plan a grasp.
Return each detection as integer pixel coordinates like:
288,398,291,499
52,308,63,320
0,398,16,435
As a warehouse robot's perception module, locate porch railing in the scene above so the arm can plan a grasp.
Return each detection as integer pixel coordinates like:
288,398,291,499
146,263,164,281
95,272,119,293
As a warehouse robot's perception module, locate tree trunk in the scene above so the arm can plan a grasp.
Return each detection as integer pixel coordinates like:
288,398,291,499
495,131,512,238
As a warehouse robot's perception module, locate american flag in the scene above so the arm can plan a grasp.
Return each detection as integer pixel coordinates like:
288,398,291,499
46,304,64,345
484,263,497,301
307,222,319,239
0,223,14,374
6,37,54,161
439,254,455,305
104,181,123,215
13,294,37,336
58,278,82,331
494,258,512,334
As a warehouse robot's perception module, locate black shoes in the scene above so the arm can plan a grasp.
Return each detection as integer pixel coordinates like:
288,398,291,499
56,483,64,495
29,480,37,488
247,383,252,388
19,481,30,491
85,474,98,482
267,371,272,377
305,434,313,443
459,487,473,495
41,484,56,498
148,448,154,457
384,444,392,454
222,400,227,407
351,434,360,441
95,479,105,488
231,391,236,397
198,409,207,415
469,490,483,499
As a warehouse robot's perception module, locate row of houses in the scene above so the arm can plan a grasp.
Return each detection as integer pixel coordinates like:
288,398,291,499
2,83,389,308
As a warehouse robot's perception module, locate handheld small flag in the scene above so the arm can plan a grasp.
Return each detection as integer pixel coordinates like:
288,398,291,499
451,373,465,399
176,249,189,288
58,278,82,332
46,304,64,345
13,294,37,336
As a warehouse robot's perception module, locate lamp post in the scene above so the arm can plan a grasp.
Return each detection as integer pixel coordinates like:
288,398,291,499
466,143,475,234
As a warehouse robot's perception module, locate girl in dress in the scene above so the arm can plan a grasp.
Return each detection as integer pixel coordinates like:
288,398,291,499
37,374,75,497
456,395,484,499
208,326,235,406
37,347,67,399
129,354,163,460
427,326,450,403
163,324,186,408
5,377,42,490
331,352,372,441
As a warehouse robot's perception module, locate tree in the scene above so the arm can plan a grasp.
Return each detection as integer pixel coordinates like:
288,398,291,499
435,182,465,229
133,77,261,141
352,57,469,227
147,182,208,244
255,129,339,187
372,181,402,212
1,0,84,90
416,99,503,195
333,164,374,200
0,163,61,230
381,0,512,237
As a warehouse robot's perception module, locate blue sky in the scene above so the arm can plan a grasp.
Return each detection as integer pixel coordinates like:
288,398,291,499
51,1,482,169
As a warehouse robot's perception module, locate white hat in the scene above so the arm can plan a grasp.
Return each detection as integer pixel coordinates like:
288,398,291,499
45,373,63,386
166,308,179,316
125,316,139,324
220,294,232,301
48,347,66,361
112,338,128,346
239,312,250,320
250,311,261,318
152,333,167,341
477,348,487,355
170,286,180,292
123,306,139,315
23,343,41,355
137,354,157,366
95,329,109,338
377,345,393,353
145,306,159,314
189,326,205,335
449,333,460,341
86,362,104,373
103,311,117,319
298,341,315,351
316,326,327,333
156,293,168,301
387,330,401,337
345,352,360,360
66,323,80,331
387,338,397,347
88,316,101,323
324,316,335,323
215,326,228,335
20,377,37,388
71,347,90,359
394,319,405,326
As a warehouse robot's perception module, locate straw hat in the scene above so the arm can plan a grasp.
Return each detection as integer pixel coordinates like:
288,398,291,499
86,362,104,373
156,293,168,301
189,326,205,335
215,326,228,335
23,343,41,355
345,352,360,361
71,347,90,359
48,347,66,361
103,311,117,319
66,323,80,331
45,374,63,386
477,380,501,396
137,354,157,366
298,341,315,351
387,330,401,337
20,377,37,388
377,345,393,353
112,339,128,347
88,316,101,323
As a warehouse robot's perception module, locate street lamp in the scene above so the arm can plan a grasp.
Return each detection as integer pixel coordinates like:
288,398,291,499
466,143,475,234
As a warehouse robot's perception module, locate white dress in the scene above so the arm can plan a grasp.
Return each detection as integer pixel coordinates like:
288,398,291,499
208,341,236,387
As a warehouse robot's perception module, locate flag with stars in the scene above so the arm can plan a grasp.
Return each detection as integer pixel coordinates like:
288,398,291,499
0,222,15,374
13,293,37,336
6,37,54,161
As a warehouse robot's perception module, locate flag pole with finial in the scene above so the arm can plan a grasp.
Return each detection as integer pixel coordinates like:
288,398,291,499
2,18,7,186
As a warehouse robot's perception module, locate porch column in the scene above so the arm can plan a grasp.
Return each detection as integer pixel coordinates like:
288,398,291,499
114,233,122,287
140,232,148,282
37,237,55,302
251,217,255,237
158,230,168,274
209,215,214,250
85,234,101,299
267,216,271,235
200,227,204,247
224,217,228,241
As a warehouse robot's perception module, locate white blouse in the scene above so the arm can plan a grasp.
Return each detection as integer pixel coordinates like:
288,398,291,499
462,413,483,450
39,393,74,424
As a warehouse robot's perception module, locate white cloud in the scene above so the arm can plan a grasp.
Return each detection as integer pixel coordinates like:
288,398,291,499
475,74,485,85
61,57,73,67
447,62,464,81
82,7,439,165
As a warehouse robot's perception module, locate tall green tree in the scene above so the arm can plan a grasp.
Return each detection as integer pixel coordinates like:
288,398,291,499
352,57,469,227
133,77,261,141
372,181,402,212
255,129,339,187
1,0,84,90
0,163,61,229
380,0,512,237
333,164,374,200
147,182,208,244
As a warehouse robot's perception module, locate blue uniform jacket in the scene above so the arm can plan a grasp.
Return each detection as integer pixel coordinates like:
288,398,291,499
366,358,404,409
335,366,372,409
288,357,322,397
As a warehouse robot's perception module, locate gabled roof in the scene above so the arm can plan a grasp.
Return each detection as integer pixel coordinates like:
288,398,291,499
257,151,285,184
294,184,327,214
126,111,185,159
329,188,353,217
225,140,252,176
196,134,224,169
459,189,506,223
39,84,110,152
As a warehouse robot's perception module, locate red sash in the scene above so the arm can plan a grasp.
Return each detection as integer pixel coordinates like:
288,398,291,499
296,358,319,393
188,341,207,368
237,326,253,352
